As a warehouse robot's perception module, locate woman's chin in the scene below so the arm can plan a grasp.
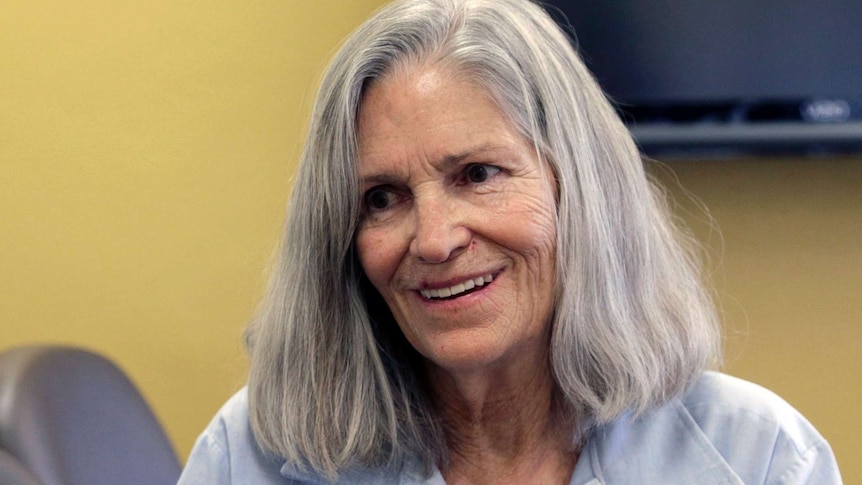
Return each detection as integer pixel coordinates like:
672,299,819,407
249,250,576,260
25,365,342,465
417,330,543,380
420,338,505,374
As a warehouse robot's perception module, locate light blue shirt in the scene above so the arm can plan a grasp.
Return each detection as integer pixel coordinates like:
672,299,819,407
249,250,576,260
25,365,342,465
178,372,842,484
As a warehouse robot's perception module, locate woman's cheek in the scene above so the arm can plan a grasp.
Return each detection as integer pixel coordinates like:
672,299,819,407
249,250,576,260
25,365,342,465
356,228,396,287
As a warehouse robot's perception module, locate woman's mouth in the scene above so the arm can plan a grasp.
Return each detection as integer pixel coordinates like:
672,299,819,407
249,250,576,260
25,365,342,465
419,273,495,300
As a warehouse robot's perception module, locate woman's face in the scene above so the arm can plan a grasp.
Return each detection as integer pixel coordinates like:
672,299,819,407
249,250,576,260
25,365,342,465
355,66,557,375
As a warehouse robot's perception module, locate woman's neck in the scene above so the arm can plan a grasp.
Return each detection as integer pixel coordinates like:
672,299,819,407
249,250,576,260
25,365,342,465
426,356,579,484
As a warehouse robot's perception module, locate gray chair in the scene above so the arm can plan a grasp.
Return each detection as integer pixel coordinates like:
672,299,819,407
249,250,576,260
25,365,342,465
0,448,40,485
0,345,181,485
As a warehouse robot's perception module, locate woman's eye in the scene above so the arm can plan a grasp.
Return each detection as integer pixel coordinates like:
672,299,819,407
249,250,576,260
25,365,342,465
364,187,394,212
464,164,500,184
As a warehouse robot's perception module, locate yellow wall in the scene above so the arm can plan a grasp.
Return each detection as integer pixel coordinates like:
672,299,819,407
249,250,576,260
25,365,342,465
657,157,861,483
1,1,858,482
0,0,389,463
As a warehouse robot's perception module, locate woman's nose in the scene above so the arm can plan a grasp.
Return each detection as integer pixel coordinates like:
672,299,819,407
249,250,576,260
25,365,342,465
408,196,471,264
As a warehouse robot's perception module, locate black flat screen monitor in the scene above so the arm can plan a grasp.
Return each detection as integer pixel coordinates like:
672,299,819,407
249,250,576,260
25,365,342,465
546,0,862,156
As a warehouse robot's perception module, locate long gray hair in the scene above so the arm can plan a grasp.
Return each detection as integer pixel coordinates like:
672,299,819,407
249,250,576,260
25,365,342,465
246,0,720,479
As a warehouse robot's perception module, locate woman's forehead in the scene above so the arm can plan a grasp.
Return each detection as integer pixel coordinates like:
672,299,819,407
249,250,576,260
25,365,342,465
357,67,517,154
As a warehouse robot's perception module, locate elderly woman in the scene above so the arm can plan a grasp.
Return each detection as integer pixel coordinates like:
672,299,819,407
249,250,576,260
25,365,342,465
179,0,841,483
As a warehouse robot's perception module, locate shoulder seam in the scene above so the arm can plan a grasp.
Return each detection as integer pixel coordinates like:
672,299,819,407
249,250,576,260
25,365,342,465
769,439,830,485
208,415,233,479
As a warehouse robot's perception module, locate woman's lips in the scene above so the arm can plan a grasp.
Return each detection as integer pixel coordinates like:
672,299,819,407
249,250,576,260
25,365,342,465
418,273,495,300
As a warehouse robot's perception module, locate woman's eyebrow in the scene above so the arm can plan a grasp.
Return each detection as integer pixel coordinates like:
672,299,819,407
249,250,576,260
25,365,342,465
360,173,401,187
359,144,511,187
437,143,509,171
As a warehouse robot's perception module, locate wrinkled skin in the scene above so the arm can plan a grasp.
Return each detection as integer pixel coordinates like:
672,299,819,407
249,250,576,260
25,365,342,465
355,65,558,389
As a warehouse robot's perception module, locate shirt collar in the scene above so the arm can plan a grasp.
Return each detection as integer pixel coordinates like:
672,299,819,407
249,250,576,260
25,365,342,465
585,400,744,485
279,398,743,484
279,456,441,484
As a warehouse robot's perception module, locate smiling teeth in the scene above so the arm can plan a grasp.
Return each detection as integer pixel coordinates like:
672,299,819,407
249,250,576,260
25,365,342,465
420,274,493,299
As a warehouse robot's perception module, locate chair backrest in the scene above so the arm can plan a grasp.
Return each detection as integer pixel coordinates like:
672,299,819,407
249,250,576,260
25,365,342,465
0,345,181,485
